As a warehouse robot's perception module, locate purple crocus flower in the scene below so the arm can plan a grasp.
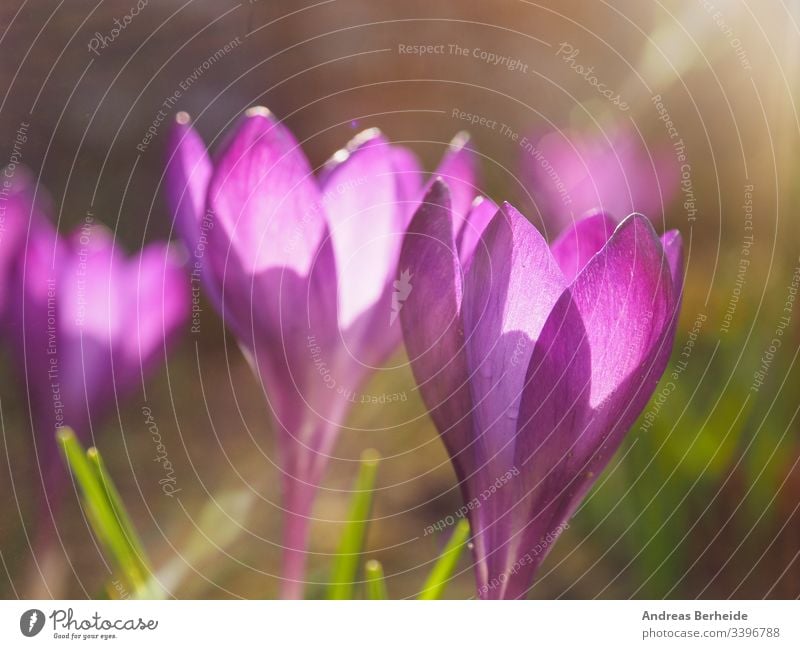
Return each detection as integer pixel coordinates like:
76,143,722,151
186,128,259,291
4,173,188,591
165,107,476,597
521,127,678,232
399,181,683,599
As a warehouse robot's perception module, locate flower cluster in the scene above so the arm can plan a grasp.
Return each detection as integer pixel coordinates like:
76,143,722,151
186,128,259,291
165,107,683,599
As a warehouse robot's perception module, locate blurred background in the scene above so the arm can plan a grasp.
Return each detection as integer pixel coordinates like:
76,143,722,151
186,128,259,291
0,0,798,598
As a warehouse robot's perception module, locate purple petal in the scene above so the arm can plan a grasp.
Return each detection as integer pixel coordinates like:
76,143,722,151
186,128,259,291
572,214,674,410
462,202,567,463
461,202,567,589
549,210,616,283
398,180,477,474
660,229,684,297
433,132,478,235
500,290,592,598
165,112,212,257
457,195,498,268
207,106,326,276
61,225,124,341
389,145,423,224
320,129,407,332
124,242,190,378
504,214,677,597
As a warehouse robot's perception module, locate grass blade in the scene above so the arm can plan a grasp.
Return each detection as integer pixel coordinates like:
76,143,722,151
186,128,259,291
418,518,471,599
87,447,149,563
57,428,151,595
327,449,380,599
364,559,388,600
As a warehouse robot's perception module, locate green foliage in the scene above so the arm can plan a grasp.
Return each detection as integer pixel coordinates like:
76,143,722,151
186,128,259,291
57,428,154,597
418,518,471,600
327,450,380,600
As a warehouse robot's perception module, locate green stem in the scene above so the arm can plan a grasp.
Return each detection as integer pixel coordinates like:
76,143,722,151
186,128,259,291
57,428,152,596
364,559,388,599
327,449,380,600
418,518,471,600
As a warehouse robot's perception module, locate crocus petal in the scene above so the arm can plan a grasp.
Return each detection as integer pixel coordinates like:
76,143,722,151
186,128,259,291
399,180,478,484
320,129,406,332
660,229,684,296
205,107,338,365
207,106,326,276
457,195,498,267
389,145,423,224
570,214,674,408
61,225,123,342
462,203,567,466
433,132,478,235
165,112,213,256
549,210,616,283
497,214,675,599
125,243,190,378
461,202,567,586
500,290,592,598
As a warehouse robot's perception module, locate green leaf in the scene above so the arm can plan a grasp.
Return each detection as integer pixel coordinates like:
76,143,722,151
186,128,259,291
57,428,152,596
364,559,388,599
327,449,380,600
87,447,149,565
418,518,471,599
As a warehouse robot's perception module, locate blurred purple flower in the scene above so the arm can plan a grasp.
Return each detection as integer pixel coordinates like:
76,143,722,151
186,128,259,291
6,176,188,480
165,107,476,597
399,182,683,599
3,172,188,583
521,127,678,232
